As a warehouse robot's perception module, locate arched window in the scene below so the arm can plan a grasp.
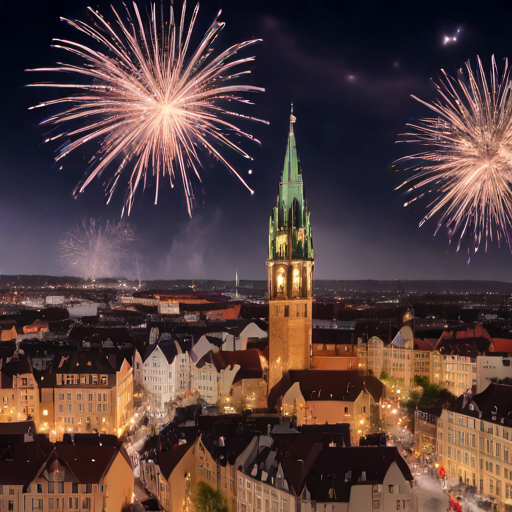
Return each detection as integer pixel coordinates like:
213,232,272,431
276,268,286,295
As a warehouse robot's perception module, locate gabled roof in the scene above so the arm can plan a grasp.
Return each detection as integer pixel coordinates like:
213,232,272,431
307,446,413,502
54,442,125,484
1,352,33,377
0,443,48,486
158,443,194,480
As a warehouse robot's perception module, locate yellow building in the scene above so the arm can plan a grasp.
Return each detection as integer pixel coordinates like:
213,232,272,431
267,111,314,391
33,349,134,439
0,424,133,512
0,353,39,425
437,383,512,509
357,338,444,389
443,355,476,397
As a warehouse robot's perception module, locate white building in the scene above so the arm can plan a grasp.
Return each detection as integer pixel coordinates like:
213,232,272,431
476,355,512,393
134,336,219,410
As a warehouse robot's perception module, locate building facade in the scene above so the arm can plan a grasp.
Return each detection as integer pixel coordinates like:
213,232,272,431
443,355,476,397
437,383,512,510
267,111,314,391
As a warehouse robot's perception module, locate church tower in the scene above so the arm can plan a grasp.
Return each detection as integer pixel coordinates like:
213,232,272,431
267,108,314,391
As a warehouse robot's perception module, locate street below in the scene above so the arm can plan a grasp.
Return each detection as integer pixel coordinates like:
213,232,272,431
415,475,449,512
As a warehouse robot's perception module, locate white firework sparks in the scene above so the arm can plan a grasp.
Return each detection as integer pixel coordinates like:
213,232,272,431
396,56,512,253
59,218,137,280
27,1,267,215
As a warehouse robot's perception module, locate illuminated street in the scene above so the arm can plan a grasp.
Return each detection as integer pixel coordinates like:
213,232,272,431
415,475,448,512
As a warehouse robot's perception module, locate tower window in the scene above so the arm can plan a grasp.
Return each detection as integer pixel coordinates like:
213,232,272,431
296,305,299,317
284,306,289,317
275,306,279,316
305,304,308,317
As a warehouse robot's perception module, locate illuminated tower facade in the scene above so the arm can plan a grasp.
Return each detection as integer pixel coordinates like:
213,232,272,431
267,109,314,390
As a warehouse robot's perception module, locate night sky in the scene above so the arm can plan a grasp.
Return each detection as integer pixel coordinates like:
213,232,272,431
1,0,512,281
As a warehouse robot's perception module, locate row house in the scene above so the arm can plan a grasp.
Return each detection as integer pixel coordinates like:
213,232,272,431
437,383,512,511
139,413,255,512
0,423,133,512
134,338,194,411
134,336,220,411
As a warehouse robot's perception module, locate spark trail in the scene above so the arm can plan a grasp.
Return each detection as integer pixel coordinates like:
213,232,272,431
27,1,267,215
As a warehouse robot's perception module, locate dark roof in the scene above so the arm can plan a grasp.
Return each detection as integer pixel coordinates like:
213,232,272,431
159,341,178,365
212,349,264,383
0,420,37,436
1,353,33,377
452,383,512,426
54,350,116,375
68,327,131,344
307,447,412,502
0,443,48,486
268,370,385,412
54,442,126,484
0,431,128,486
156,442,194,480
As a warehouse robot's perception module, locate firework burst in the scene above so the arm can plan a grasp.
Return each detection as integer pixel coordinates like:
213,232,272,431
395,56,512,253
27,2,267,215
60,218,137,280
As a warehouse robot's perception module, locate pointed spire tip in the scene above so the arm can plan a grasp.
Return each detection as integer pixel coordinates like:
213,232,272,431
290,101,296,126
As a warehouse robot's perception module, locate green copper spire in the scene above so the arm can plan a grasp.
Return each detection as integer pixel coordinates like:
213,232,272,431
268,106,314,261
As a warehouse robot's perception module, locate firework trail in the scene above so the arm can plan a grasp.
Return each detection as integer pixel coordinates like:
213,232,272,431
27,2,267,216
59,218,137,280
395,56,512,253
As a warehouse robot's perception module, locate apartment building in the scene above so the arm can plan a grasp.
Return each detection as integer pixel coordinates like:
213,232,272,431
358,338,443,389
437,383,512,510
0,425,133,512
237,435,416,512
443,355,476,396
52,350,133,437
